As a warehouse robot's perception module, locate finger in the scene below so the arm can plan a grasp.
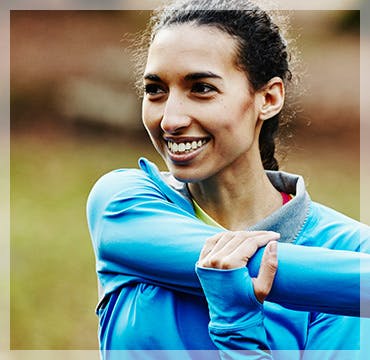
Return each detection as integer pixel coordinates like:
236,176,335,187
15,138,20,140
228,231,280,264
252,241,278,303
200,232,245,268
199,231,261,261
199,232,226,261
202,231,280,269
208,231,241,254
204,231,248,259
204,231,277,259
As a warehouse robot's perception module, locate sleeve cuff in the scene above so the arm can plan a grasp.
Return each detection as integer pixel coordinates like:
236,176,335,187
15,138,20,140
195,265,263,329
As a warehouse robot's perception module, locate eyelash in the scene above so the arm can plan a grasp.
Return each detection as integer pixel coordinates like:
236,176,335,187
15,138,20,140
144,84,165,96
191,83,217,94
143,82,218,99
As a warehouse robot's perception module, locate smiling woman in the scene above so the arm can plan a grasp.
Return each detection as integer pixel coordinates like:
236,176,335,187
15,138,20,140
142,24,273,187
86,1,370,359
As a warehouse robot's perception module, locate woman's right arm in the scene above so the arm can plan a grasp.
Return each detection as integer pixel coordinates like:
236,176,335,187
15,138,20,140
86,168,370,317
87,168,215,294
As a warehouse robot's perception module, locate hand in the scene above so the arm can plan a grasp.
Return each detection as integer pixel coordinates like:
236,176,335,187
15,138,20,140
198,231,279,303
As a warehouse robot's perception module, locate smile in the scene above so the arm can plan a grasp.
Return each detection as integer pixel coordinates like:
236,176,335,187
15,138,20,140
167,139,208,154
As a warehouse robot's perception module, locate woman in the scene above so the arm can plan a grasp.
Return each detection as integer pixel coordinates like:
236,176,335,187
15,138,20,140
87,0,370,358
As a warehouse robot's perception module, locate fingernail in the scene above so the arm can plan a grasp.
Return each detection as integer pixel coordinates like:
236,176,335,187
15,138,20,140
269,231,280,238
269,241,278,254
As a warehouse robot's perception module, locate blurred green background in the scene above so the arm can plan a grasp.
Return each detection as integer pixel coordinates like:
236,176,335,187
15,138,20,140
10,9,361,350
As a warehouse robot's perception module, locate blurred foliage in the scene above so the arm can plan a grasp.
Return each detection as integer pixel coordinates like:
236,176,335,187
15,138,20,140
10,129,164,349
10,10,150,132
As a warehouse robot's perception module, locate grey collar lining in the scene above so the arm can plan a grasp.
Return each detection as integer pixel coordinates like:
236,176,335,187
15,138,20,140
161,169,311,244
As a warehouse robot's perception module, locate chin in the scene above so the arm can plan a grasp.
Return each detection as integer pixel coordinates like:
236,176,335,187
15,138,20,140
169,167,210,184
170,171,195,183
164,155,218,183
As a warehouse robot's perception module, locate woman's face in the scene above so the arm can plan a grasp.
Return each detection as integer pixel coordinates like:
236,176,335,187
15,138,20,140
142,24,263,182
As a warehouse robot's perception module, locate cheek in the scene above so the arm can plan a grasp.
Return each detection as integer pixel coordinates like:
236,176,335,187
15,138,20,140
219,103,259,150
141,100,151,127
142,102,161,136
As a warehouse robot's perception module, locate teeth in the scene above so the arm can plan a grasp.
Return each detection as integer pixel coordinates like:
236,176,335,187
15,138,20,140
167,139,207,154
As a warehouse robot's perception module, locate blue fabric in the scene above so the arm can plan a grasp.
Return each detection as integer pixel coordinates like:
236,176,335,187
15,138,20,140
86,158,370,359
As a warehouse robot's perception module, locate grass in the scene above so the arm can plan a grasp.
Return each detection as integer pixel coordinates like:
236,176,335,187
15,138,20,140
10,128,162,349
10,127,360,349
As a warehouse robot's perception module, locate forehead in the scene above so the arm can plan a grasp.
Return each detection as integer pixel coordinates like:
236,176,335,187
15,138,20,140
145,24,239,76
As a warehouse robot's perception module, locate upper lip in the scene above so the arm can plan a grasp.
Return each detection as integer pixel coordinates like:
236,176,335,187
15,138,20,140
163,136,210,143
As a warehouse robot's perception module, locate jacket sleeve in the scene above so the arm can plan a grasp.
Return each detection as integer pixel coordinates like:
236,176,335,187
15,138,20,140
300,312,370,360
86,168,370,317
196,265,273,359
86,168,215,296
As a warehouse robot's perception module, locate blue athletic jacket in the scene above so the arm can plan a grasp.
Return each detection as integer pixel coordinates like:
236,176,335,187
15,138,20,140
86,158,370,359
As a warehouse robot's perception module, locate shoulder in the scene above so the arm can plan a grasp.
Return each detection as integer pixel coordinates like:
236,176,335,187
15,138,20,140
300,201,370,252
90,167,156,197
86,165,165,223
86,157,193,225
87,167,149,202
87,158,172,205
310,201,366,231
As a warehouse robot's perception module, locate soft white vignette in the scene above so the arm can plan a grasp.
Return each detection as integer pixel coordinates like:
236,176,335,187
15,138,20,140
0,0,367,359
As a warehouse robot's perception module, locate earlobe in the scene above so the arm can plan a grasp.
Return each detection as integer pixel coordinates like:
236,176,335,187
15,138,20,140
259,77,285,121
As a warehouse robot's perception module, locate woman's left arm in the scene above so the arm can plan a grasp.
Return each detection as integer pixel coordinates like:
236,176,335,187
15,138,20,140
301,312,370,360
195,232,279,358
196,231,370,359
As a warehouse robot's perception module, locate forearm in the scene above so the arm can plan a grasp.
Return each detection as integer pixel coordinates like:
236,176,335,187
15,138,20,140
196,266,272,359
249,243,370,317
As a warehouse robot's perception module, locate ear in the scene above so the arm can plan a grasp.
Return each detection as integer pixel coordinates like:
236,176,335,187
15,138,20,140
257,77,285,121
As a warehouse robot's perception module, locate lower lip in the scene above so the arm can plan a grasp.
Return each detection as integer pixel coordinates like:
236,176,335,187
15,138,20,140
166,142,208,164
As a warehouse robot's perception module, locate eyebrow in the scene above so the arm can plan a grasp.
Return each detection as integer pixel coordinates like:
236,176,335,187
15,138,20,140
143,74,162,82
143,71,222,82
184,72,222,81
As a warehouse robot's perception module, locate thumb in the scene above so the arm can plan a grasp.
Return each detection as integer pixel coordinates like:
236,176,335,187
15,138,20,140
252,241,278,303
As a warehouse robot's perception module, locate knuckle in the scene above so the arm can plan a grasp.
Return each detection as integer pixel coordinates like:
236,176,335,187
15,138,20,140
207,231,227,244
198,259,207,267
209,257,221,268
245,237,259,250
265,256,278,270
256,283,270,297
207,257,233,269
269,258,278,269
243,235,254,244
257,236,270,246
205,237,216,246
219,260,232,269
262,262,278,275
200,259,212,268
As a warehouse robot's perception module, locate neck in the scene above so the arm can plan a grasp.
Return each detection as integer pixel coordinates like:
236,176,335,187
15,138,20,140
188,152,282,230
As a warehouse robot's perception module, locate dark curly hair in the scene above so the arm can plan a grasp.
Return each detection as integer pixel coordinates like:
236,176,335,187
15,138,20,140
135,0,295,170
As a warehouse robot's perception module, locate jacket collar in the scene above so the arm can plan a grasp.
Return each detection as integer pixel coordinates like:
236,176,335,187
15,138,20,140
139,157,311,244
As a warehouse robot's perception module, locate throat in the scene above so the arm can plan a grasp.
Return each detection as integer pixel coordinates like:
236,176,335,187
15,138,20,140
188,176,283,231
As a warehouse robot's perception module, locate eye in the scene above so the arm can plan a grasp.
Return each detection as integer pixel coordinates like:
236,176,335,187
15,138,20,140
191,83,217,95
144,83,166,97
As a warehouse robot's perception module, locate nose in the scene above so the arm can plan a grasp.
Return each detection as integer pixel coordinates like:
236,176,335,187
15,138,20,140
160,92,191,134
